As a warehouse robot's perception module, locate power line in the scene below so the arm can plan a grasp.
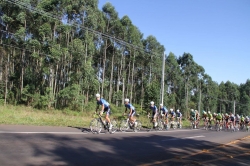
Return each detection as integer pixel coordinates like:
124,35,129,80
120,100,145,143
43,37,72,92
3,0,159,57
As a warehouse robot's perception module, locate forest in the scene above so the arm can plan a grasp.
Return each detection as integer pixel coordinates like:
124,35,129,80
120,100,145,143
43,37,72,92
0,0,249,117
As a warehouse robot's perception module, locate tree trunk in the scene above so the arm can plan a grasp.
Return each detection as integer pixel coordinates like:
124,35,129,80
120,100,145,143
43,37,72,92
101,40,107,97
130,51,135,101
109,47,115,102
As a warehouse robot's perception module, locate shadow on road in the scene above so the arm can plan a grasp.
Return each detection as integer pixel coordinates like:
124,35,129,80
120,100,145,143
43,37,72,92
1,131,249,166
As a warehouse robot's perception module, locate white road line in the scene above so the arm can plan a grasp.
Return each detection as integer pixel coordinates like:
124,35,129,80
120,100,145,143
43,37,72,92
185,135,205,139
162,135,205,141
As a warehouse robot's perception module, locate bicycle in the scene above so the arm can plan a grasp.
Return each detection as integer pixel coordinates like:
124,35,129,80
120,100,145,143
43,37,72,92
226,121,235,132
239,121,245,131
215,120,223,132
245,122,249,132
169,117,177,129
189,117,196,129
147,115,164,131
203,118,209,130
161,115,170,130
89,113,118,134
119,114,142,132
207,119,213,130
176,117,182,129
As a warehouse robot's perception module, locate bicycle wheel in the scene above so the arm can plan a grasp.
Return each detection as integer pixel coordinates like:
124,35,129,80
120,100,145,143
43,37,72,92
120,120,129,132
157,120,164,131
147,120,153,132
190,121,194,129
134,120,142,131
90,118,102,134
165,122,170,130
109,119,118,134
215,123,219,132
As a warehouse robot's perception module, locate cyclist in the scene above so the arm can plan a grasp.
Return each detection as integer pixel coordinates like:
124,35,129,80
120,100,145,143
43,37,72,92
207,111,213,129
202,111,208,129
124,98,137,127
159,104,169,129
195,110,200,128
176,109,182,128
216,113,223,129
190,109,196,121
169,109,176,128
245,116,249,131
229,113,235,129
95,93,112,129
213,112,217,126
149,101,158,127
189,109,196,128
240,115,245,130
235,114,241,129
169,109,176,122
224,113,230,129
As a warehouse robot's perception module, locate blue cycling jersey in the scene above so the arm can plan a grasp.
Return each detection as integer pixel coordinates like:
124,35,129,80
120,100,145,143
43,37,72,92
125,103,135,111
176,112,182,117
160,107,168,114
150,105,158,114
96,98,109,108
170,111,176,116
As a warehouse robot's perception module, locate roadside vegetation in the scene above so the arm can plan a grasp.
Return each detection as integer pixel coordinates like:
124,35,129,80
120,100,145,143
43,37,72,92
0,104,194,128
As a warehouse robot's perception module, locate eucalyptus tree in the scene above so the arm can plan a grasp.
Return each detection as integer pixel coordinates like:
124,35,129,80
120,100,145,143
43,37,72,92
178,53,196,113
165,52,183,109
238,80,250,115
224,81,240,113
201,74,219,112
128,25,143,103
100,2,119,98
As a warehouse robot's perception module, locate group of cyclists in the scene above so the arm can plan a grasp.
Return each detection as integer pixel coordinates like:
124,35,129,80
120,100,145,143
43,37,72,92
199,110,250,131
95,93,182,130
95,93,249,131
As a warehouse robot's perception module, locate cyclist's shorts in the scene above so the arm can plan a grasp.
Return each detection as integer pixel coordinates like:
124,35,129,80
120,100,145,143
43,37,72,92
129,110,136,117
230,117,235,121
190,117,196,121
152,113,158,119
104,106,111,115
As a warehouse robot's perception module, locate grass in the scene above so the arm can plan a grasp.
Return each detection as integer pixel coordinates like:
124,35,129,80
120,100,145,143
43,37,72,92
0,105,201,129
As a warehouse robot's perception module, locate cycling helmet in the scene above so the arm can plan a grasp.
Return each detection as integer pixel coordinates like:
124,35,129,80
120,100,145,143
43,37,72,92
124,98,129,102
160,103,163,107
170,108,174,112
150,101,154,105
176,109,179,113
208,111,211,114
96,93,100,98
191,109,194,112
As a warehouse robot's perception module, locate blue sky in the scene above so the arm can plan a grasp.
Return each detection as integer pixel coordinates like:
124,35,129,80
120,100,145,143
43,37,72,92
98,0,250,85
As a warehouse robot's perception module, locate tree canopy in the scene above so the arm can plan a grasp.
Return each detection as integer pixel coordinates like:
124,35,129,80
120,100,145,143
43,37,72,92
0,0,249,116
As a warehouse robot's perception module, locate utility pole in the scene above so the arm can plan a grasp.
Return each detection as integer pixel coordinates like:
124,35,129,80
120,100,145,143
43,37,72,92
198,81,201,115
160,53,165,104
233,100,235,115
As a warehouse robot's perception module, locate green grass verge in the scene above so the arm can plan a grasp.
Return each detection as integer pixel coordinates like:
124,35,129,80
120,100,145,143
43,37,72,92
0,105,203,128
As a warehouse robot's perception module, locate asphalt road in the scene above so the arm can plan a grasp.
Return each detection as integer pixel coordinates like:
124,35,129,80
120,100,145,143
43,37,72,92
0,125,249,166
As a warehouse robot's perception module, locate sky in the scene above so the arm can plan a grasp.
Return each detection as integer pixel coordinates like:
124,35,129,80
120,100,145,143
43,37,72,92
98,0,250,85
